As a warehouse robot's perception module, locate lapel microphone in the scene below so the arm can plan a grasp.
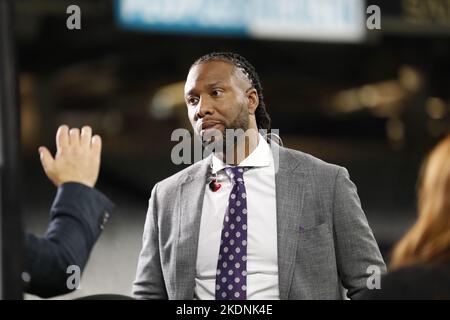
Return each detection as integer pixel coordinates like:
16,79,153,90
208,160,222,192
209,179,221,192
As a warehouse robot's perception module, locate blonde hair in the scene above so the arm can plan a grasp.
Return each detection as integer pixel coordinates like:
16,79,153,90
390,135,450,269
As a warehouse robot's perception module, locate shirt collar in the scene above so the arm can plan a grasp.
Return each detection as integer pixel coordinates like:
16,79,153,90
211,133,272,174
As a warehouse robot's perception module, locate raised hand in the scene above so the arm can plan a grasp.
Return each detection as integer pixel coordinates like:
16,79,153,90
38,125,102,188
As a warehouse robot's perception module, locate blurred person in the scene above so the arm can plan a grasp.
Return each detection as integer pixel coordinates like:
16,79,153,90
24,125,114,298
133,52,385,300
360,135,450,300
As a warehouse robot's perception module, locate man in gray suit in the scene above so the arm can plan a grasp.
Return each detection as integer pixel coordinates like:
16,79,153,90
133,52,386,300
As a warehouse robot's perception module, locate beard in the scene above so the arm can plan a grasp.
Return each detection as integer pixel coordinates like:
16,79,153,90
201,103,250,161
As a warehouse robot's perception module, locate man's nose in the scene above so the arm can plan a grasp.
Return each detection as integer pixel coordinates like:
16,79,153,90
195,96,214,120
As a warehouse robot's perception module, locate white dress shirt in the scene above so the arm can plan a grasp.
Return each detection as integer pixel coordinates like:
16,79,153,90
194,134,280,300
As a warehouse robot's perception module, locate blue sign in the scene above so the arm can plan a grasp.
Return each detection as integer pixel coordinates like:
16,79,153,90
116,0,366,42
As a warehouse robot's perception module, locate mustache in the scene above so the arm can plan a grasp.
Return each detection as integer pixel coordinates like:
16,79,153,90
195,120,223,132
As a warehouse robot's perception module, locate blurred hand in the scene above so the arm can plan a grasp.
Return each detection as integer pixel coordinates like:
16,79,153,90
38,125,102,188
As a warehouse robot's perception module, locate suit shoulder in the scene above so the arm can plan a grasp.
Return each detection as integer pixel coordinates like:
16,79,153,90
282,146,343,177
152,158,209,191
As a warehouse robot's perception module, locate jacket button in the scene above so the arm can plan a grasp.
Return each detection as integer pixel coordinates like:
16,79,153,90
100,211,110,230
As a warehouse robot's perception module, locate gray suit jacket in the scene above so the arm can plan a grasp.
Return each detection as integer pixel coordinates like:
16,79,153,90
133,144,386,300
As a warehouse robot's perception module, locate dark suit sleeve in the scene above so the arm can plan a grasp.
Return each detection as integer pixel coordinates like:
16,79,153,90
24,182,114,298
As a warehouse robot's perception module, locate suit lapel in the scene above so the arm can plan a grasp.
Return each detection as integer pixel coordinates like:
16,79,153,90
175,159,209,299
273,145,306,300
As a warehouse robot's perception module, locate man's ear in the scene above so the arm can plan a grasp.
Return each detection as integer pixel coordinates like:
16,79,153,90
246,88,259,115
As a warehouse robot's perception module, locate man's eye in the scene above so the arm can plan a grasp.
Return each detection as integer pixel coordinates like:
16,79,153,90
212,89,223,97
188,97,199,105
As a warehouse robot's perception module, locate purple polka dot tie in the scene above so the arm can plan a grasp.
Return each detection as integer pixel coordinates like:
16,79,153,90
215,166,250,300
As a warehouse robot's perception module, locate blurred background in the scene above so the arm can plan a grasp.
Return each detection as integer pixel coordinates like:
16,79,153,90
10,0,450,298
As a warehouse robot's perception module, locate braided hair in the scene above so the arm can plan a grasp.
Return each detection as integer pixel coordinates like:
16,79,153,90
191,52,272,130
